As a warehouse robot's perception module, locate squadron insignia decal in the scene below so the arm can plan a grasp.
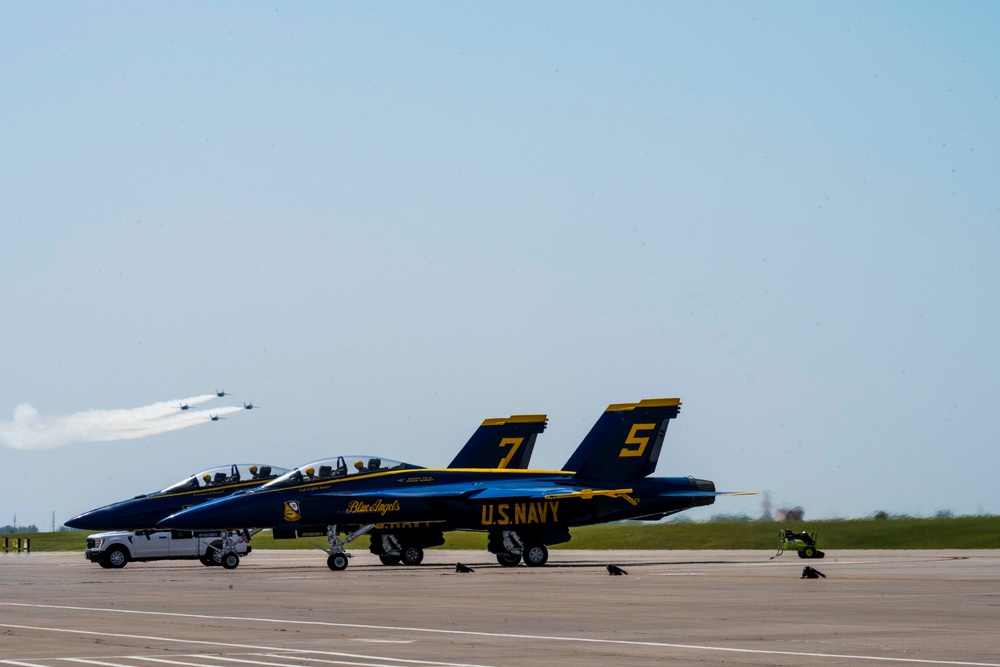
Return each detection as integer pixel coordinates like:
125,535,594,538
283,500,301,522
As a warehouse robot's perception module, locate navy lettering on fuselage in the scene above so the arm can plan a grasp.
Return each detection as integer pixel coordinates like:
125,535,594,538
480,501,560,526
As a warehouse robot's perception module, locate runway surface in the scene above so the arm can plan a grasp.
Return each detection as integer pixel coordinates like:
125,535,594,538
1,549,997,666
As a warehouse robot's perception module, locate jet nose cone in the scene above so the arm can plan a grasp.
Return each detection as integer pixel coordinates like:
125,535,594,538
64,507,112,530
63,500,160,531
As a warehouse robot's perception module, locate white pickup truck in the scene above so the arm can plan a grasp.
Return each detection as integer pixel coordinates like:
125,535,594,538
85,529,251,569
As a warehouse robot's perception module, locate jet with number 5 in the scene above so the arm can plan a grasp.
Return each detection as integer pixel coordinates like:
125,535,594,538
161,398,751,571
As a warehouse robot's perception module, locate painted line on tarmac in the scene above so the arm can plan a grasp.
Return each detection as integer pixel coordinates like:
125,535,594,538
0,624,491,667
2,604,998,667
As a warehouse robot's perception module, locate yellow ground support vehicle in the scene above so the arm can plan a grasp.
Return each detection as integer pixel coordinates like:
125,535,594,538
774,528,825,559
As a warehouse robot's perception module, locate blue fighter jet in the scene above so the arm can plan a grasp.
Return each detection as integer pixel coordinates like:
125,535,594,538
161,398,751,571
64,463,290,531
63,414,545,546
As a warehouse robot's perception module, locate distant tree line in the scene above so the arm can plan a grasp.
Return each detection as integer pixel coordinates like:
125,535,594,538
1,524,39,533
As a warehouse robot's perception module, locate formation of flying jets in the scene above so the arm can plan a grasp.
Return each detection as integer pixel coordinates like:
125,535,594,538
70,396,749,572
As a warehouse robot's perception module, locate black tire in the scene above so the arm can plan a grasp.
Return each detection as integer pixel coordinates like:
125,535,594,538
496,552,521,567
201,547,223,566
221,553,240,569
814,550,825,559
802,547,816,559
104,546,129,569
401,545,424,566
797,550,807,558
379,554,401,566
523,544,548,567
328,553,349,571
98,559,113,569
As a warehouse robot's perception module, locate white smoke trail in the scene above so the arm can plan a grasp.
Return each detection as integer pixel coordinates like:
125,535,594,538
0,395,245,450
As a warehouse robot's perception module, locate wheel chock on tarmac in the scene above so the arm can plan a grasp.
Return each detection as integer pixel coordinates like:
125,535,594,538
455,562,475,573
801,566,826,579
606,564,628,576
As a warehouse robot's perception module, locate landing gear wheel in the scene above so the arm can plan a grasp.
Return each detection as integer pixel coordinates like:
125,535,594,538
802,547,816,559
379,554,401,566
401,545,424,566
522,544,548,567
201,548,223,566
496,552,521,567
328,552,349,571
104,546,129,569
221,553,240,569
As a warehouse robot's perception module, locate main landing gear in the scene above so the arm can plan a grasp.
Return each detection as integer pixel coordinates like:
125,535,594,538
372,533,426,566
491,530,549,567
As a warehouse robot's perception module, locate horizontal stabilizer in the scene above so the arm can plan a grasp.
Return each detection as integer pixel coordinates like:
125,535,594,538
544,488,636,502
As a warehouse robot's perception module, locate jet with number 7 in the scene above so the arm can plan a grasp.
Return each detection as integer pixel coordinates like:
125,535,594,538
161,398,751,571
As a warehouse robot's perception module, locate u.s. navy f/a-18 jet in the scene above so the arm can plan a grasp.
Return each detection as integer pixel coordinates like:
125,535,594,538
62,413,544,544
64,463,290,531
162,398,748,571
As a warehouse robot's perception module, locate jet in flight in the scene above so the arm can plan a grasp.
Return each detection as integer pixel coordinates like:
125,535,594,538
243,402,258,410
161,398,749,571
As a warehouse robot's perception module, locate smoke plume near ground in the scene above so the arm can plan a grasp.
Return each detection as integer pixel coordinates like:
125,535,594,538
0,395,245,450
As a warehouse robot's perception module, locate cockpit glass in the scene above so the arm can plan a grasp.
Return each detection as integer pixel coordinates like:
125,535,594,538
159,464,290,494
260,455,420,490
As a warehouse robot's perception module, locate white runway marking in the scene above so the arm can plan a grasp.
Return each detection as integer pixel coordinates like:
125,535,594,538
2,603,998,667
0,622,492,667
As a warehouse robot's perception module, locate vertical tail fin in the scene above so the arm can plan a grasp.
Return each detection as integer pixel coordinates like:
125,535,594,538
448,414,547,469
563,398,681,480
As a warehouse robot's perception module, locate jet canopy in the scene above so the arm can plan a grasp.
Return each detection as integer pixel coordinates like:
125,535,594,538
159,463,290,494
261,455,421,490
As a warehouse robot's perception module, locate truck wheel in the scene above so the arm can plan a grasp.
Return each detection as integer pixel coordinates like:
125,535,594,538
379,554,401,565
221,553,240,569
523,544,548,567
401,545,424,566
104,546,129,569
802,547,816,558
328,553,349,571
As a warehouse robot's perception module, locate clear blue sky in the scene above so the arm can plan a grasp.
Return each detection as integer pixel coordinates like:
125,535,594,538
2,2,998,530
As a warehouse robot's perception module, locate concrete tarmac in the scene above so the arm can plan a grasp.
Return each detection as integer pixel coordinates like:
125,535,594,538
1,549,998,666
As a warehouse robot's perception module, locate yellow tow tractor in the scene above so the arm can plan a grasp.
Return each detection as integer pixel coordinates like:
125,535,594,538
773,528,825,559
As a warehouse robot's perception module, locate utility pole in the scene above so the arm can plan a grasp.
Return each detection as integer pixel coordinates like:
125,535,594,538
52,511,56,533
